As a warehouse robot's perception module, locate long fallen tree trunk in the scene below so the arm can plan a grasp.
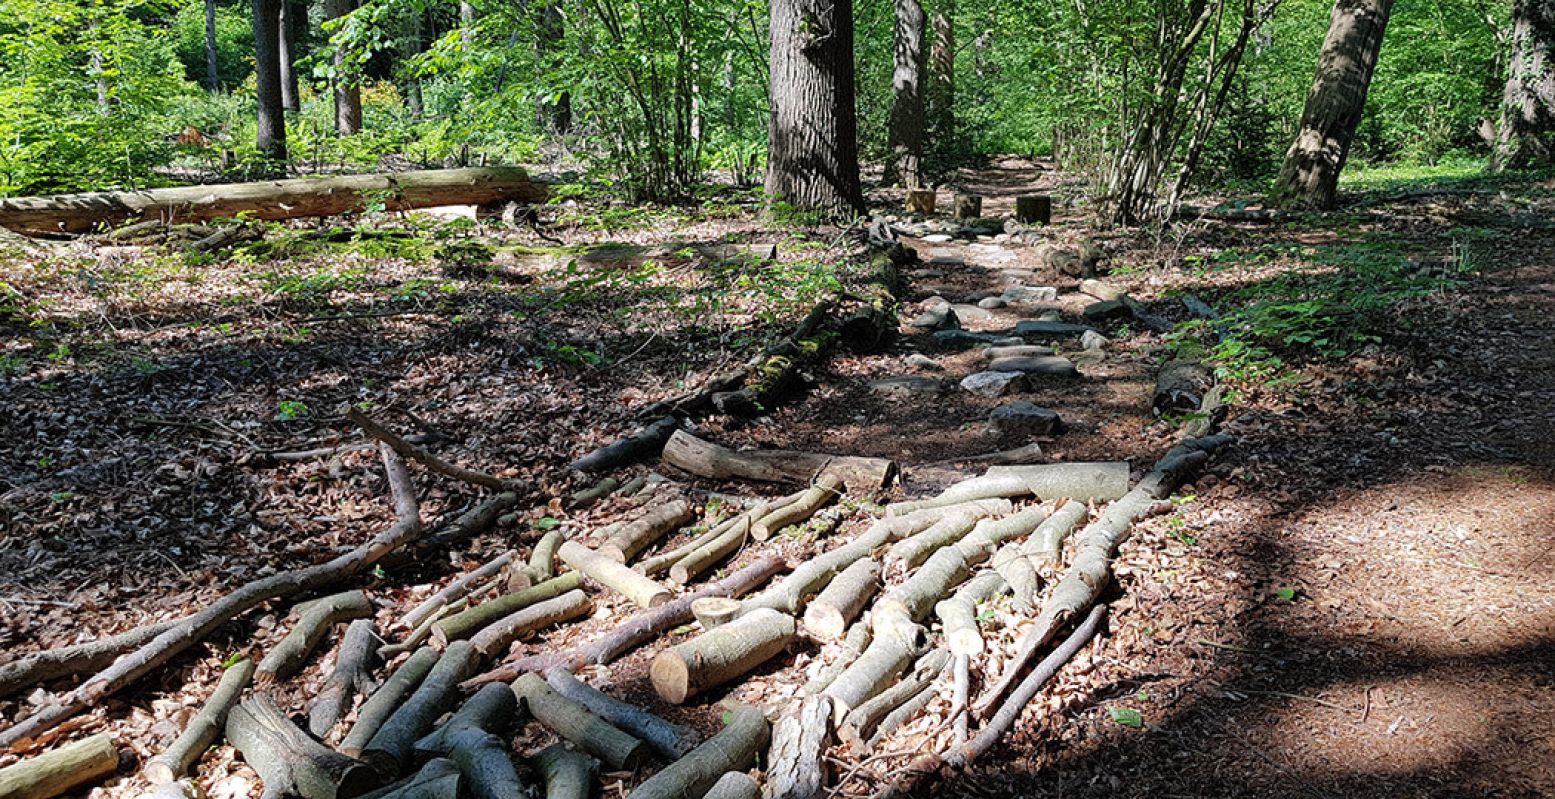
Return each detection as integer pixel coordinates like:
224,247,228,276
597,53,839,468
662,430,897,493
0,168,549,234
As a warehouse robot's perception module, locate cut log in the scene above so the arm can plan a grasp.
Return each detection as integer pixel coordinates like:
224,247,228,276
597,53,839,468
380,492,520,574
226,695,377,799
953,194,982,220
430,573,585,647
568,416,681,473
839,649,948,749
802,622,872,697
1014,195,1051,225
258,590,374,685
361,641,479,777
764,695,831,799
354,759,460,799
801,559,879,641
752,474,843,541
145,778,202,799
662,430,897,494
1154,360,1215,414
951,653,970,746
544,669,699,760
637,517,733,578
341,647,441,758
0,168,549,234
706,771,760,799
145,658,256,783
567,477,619,510
599,500,695,563
650,608,797,704
934,572,1006,656
876,506,1050,626
1026,498,1089,565
522,529,566,586
468,589,591,659
905,189,936,214
692,597,744,629
989,543,1036,613
883,507,985,573
412,682,518,760
442,730,529,799
0,733,119,799
0,619,176,699
465,556,785,686
0,445,422,750
530,745,597,799
821,623,926,724
557,541,670,609
886,462,1127,515
307,619,381,738
669,516,752,586
864,664,943,749
512,673,648,771
627,705,769,799
401,553,515,631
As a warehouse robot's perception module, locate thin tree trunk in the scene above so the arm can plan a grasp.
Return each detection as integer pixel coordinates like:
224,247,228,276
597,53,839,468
253,0,289,163
927,2,954,148
280,0,304,112
537,3,571,133
205,0,221,92
765,0,865,217
400,8,425,118
1272,0,1393,209
460,0,476,47
884,0,926,187
325,0,362,134
1493,0,1555,170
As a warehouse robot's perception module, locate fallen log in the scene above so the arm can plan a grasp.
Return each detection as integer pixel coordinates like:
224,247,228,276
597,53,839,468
876,505,1050,625
544,669,699,760
765,695,831,799
567,477,619,510
662,430,897,494
557,540,671,609
258,590,374,685
752,475,843,540
800,559,879,641
145,657,256,783
467,589,592,659
0,445,422,750
801,622,872,697
531,745,597,799
627,705,769,799
430,573,585,646
1154,360,1215,414
599,500,695,563
309,619,381,737
463,556,785,686
0,167,548,234
988,544,1037,613
354,759,460,799
883,507,986,573
692,597,744,629
513,673,648,771
934,573,1006,656
864,663,944,750
226,695,378,799
520,529,565,586
0,619,176,699
341,647,440,758
1026,498,1089,565
145,778,203,799
705,771,760,799
650,608,797,704
362,641,479,777
885,462,1127,515
841,649,948,750
402,554,514,631
569,416,681,473
0,733,119,799
670,516,753,586
821,623,926,724
442,730,528,799
412,682,517,760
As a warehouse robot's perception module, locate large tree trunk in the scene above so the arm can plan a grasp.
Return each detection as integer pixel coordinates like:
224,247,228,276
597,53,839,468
325,0,362,134
205,0,221,92
884,0,926,187
765,0,865,218
1271,0,1393,210
1493,0,1555,170
927,1,954,147
252,0,289,162
280,0,305,113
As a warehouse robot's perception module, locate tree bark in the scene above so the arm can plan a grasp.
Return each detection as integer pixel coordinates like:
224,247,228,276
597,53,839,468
651,608,797,704
227,695,378,799
544,669,700,760
279,0,304,112
308,620,380,738
764,696,831,799
146,659,257,784
204,0,221,92
530,745,596,799
627,705,769,799
252,0,288,163
600,500,695,563
802,622,871,696
801,559,879,641
0,733,119,799
325,0,362,134
765,0,865,217
443,730,530,799
513,674,649,771
341,647,441,758
466,589,591,660
355,759,460,799
430,573,584,646
558,541,671,609
258,590,374,685
662,430,895,494
934,572,1005,656
884,0,927,187
412,682,517,760
361,641,479,777
927,2,954,147
1493,0,1555,170
1272,0,1393,209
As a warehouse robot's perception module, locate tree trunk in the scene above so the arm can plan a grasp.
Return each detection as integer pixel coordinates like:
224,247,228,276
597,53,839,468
752,474,842,541
536,3,571,133
800,558,879,641
531,745,596,799
412,683,518,759
0,733,119,799
884,0,927,187
765,696,831,799
204,0,221,91
253,0,288,162
1494,0,1555,170
513,674,649,771
1272,0,1393,209
280,0,305,112
325,0,362,134
599,500,695,563
544,669,700,760
927,2,954,147
765,0,865,217
399,7,424,119
356,759,460,799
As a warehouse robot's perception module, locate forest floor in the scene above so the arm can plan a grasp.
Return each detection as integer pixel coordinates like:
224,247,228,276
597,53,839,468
2,158,1553,798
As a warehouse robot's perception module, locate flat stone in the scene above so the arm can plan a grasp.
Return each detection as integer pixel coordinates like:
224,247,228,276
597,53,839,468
928,329,1009,350
909,268,947,279
923,233,953,243
870,375,943,397
985,345,1055,360
1001,269,1041,282
1081,330,1111,350
950,303,996,321
1014,320,1097,338
905,353,943,371
987,356,1079,378
909,305,960,330
977,297,1007,309
928,250,964,266
960,371,1028,397
987,401,1062,437
1037,310,1063,322
1071,349,1106,367
1083,299,1132,322
1002,285,1059,303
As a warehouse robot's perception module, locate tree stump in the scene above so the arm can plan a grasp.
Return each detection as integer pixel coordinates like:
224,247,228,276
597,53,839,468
953,194,982,220
905,189,936,214
1015,195,1051,225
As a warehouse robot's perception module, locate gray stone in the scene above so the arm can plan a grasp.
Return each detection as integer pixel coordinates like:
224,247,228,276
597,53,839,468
985,345,1055,360
977,296,1007,310
909,268,947,280
987,355,1079,378
987,401,1062,437
1002,285,1059,303
960,371,1029,397
1080,330,1111,351
949,303,996,322
923,233,953,243
992,336,1026,346
1038,310,1063,322
928,250,964,266
870,375,943,397
909,305,960,330
1071,349,1106,367
928,329,1009,350
905,353,942,371
1083,299,1131,322
1013,320,1098,338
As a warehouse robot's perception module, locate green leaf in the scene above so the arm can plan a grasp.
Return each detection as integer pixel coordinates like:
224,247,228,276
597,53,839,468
221,653,247,669
1275,587,1296,601
536,516,561,530
1109,707,1144,728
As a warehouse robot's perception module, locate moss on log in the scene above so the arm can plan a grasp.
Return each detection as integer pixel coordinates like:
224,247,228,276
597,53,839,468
0,733,119,799
513,673,648,771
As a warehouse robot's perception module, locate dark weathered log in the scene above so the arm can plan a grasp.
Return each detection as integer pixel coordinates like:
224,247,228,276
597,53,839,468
802,622,872,697
402,553,515,632
354,759,460,799
379,493,521,576
705,771,760,799
544,669,699,760
258,590,374,685
627,705,768,799
430,573,585,647
530,745,597,799
752,474,843,541
801,559,879,641
1014,195,1051,225
765,695,831,799
309,619,381,738
568,416,681,473
651,608,797,704
839,649,948,749
0,168,548,234
145,658,256,783
468,589,591,659
464,556,785,686
599,500,695,563
0,619,176,699
362,641,479,777
934,573,1006,656
443,730,529,799
412,682,518,760
567,477,619,510
1184,384,1227,439
341,647,441,758
1154,360,1215,414
226,695,377,799
513,674,648,771
0,733,119,799
0,445,422,750
662,430,897,494
557,541,670,609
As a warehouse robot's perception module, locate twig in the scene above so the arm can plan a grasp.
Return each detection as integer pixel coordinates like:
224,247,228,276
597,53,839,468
347,408,523,493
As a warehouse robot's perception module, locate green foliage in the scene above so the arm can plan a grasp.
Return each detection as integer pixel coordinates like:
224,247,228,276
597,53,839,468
171,0,253,89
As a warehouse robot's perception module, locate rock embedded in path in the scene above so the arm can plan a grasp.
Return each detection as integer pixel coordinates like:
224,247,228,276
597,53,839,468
1078,279,1124,302
949,303,997,322
929,330,1025,351
987,402,1062,437
977,297,1007,310
1080,330,1110,351
905,353,942,371
923,233,953,243
909,301,959,330
927,251,964,266
1083,299,1132,322
960,371,1029,397
986,356,1079,379
984,345,1055,360
869,376,944,398
1014,320,1096,338
1002,285,1059,303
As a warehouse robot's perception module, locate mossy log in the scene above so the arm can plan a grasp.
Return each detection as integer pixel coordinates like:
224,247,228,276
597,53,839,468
402,554,514,632
626,705,769,799
0,733,119,799
443,730,529,799
354,759,460,799
557,541,671,609
430,573,585,647
765,695,832,799
544,669,700,760
662,430,897,494
308,620,380,738
801,559,879,641
226,695,377,799
513,673,649,771
651,608,797,704
257,591,374,685
934,573,1007,656
838,649,948,749
530,745,597,799
599,500,695,563
361,641,479,777
705,771,760,799
341,647,440,758
568,416,681,473
752,475,843,541
412,682,518,760
468,589,591,660
145,658,256,783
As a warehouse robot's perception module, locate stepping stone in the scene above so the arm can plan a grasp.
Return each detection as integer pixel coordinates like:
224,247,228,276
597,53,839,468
987,401,1062,437
977,297,1007,310
1002,285,1059,303
987,356,1079,378
905,353,942,371
960,371,1028,397
923,234,953,243
1081,330,1111,350
1083,299,1131,322
1037,310,1063,322
1071,349,1106,367
909,268,947,279
928,330,1008,350
1014,320,1096,338
949,303,996,322
985,345,1055,360
870,376,943,397
1001,269,1041,282
909,305,959,330
928,251,964,266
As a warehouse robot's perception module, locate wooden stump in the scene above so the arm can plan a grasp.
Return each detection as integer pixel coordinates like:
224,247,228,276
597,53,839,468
1015,195,1052,225
953,194,982,220
0,733,119,799
905,189,936,215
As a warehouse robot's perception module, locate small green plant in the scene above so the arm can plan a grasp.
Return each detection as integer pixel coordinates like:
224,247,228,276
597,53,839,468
1109,706,1144,728
276,400,310,421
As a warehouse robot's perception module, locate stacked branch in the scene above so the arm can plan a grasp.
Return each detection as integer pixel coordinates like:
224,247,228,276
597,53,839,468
258,590,374,685
430,573,584,646
0,733,119,799
361,641,480,777
651,608,797,704
557,541,671,609
663,430,896,494
146,658,256,783
341,647,441,758
308,620,381,738
545,669,700,759
514,673,649,771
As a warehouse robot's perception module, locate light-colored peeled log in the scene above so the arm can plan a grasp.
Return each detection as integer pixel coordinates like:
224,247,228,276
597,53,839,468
257,590,374,684
764,695,831,799
989,543,1038,612
412,682,517,760
341,647,440,758
531,745,597,799
558,540,671,609
362,641,479,776
884,509,983,573
838,649,948,749
865,665,944,750
226,695,378,799
523,529,566,586
706,771,760,799
983,461,1130,501
651,608,797,704
354,758,460,799
0,733,118,799
627,705,769,799
951,653,970,746
752,474,843,540
637,518,729,577
468,589,591,659
513,673,648,771
545,669,699,760
884,475,1030,516
821,622,926,723
309,620,380,738
802,622,872,697
661,430,896,493
599,500,695,563
935,572,1007,656
431,573,584,647
670,516,753,585
877,505,1050,625
403,553,514,631
692,597,744,629
145,658,255,783
1027,497,1089,564
442,730,528,799
801,559,879,641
